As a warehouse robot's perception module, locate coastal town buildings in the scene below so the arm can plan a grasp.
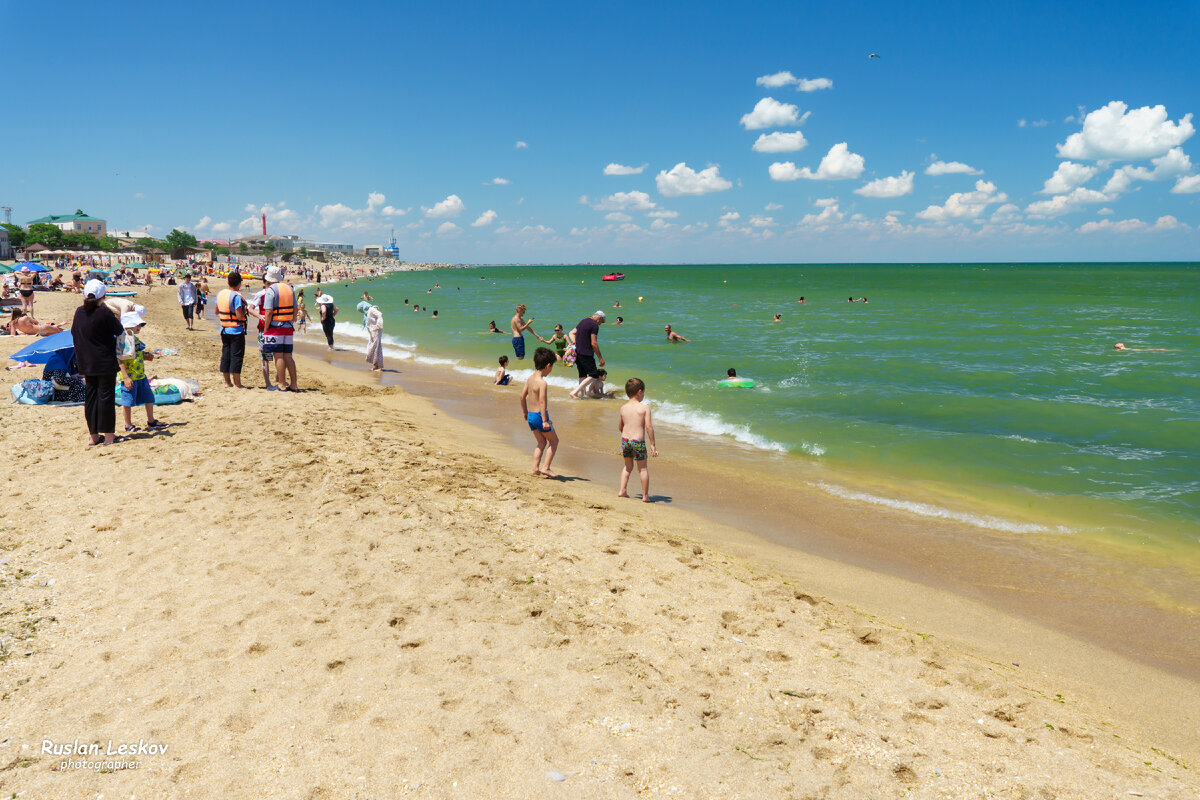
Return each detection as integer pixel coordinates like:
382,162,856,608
28,211,107,237
0,227,10,259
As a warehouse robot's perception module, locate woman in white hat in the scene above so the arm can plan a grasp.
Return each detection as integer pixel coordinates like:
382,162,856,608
317,292,338,350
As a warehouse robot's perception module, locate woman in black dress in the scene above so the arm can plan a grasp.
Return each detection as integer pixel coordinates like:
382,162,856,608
71,280,124,445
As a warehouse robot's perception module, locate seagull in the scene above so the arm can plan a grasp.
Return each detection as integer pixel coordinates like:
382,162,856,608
869,53,880,59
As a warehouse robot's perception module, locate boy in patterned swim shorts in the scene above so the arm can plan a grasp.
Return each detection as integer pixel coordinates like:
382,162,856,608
617,377,658,502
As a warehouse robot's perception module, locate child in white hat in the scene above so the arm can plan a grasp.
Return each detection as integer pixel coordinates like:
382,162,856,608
117,310,166,432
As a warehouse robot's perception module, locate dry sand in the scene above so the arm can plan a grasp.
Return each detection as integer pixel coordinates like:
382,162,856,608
1,284,1197,798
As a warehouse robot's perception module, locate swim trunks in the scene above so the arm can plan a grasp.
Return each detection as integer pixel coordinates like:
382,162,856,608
512,336,526,359
527,411,552,431
575,353,599,380
499,373,512,386
261,332,294,355
19,290,33,298
621,438,648,461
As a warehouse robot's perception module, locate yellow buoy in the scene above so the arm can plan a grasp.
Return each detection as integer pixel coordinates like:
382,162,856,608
638,296,644,302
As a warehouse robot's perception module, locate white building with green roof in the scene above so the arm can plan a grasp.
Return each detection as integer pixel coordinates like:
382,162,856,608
27,211,107,237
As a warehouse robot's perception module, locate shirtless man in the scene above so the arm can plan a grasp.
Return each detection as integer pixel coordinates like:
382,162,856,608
510,303,538,360
664,324,690,342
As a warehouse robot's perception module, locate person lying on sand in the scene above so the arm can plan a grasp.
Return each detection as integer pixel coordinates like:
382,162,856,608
8,309,65,336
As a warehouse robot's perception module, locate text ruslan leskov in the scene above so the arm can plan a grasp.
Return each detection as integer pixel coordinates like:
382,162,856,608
43,739,170,757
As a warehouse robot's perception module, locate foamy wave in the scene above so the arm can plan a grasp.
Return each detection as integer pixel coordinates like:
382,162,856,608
648,399,802,454
330,321,416,350
810,481,1074,535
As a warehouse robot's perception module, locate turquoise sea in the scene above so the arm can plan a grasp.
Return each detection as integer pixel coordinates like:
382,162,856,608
317,263,1200,550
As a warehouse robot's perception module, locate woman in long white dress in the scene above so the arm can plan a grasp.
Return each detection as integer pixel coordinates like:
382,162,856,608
363,302,384,372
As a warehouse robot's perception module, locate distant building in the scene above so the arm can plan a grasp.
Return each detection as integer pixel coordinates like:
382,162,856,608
362,244,384,257
0,227,10,259
28,211,107,237
292,239,353,254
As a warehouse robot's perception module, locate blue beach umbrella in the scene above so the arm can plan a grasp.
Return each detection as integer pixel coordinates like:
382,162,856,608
16,261,49,272
8,330,74,364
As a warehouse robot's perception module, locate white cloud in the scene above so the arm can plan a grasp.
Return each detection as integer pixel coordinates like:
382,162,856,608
194,215,212,231
1104,147,1193,194
471,210,498,227
752,131,808,153
740,97,800,130
517,224,554,236
756,71,797,88
210,221,231,233
367,192,385,211
749,215,775,228
799,198,843,228
769,142,865,181
605,212,633,222
1173,173,1200,193
594,190,657,211
515,141,528,149
764,202,783,211
647,209,679,218
656,163,733,197
488,177,510,185
755,72,832,92
1098,207,1114,215
1041,161,1099,194
604,163,647,176
990,203,1022,223
423,194,465,218
381,205,408,217
436,221,460,236
1078,215,1182,234
719,211,740,222
854,170,914,198
313,194,395,231
925,159,982,176
796,77,833,92
1057,101,1195,161
650,218,671,231
1024,187,1109,218
916,180,1008,221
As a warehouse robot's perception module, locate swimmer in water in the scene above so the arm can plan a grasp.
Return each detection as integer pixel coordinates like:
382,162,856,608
797,296,805,303
615,316,624,325
1114,342,1174,352
664,324,690,342
772,314,781,322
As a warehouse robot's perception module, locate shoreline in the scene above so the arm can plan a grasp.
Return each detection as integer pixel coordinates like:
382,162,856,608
293,320,1200,682
3,286,1198,797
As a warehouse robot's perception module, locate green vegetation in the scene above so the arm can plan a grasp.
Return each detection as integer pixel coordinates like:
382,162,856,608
1,223,24,248
165,228,199,251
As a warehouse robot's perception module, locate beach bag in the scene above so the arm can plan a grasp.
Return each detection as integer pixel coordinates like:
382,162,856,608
17,378,53,404
563,344,577,366
150,383,184,405
116,332,137,361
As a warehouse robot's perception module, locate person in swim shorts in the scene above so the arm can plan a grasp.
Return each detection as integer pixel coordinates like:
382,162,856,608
519,347,558,477
494,355,512,386
510,303,537,360
617,377,658,502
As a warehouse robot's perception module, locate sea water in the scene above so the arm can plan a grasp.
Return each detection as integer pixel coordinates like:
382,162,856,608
315,263,1200,550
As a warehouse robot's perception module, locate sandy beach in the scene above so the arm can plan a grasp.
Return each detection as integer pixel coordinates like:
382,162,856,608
2,284,1198,798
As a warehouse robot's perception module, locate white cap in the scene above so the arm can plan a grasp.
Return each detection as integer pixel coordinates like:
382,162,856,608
594,310,606,320
264,265,284,283
120,310,145,328
84,278,106,299
133,304,146,316
317,293,334,304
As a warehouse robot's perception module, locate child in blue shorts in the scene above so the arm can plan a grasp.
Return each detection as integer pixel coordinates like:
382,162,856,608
519,347,558,477
117,310,165,432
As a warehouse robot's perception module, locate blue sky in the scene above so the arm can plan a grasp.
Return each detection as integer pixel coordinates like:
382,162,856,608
4,0,1198,262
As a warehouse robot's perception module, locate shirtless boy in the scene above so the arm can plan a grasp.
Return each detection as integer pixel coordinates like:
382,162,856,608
510,303,538,360
617,377,658,502
519,347,559,477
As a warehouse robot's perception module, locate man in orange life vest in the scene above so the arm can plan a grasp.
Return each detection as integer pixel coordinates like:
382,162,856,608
258,266,299,391
215,272,249,388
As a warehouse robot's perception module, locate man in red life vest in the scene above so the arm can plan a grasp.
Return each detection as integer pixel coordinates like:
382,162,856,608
257,266,299,391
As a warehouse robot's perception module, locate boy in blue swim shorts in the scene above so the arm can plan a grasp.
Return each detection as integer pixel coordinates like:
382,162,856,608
519,347,558,477
617,377,658,502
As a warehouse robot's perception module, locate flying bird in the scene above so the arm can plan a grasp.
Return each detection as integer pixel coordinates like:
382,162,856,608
868,53,880,59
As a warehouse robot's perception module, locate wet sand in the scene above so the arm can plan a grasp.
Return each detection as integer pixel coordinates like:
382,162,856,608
298,337,1200,682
